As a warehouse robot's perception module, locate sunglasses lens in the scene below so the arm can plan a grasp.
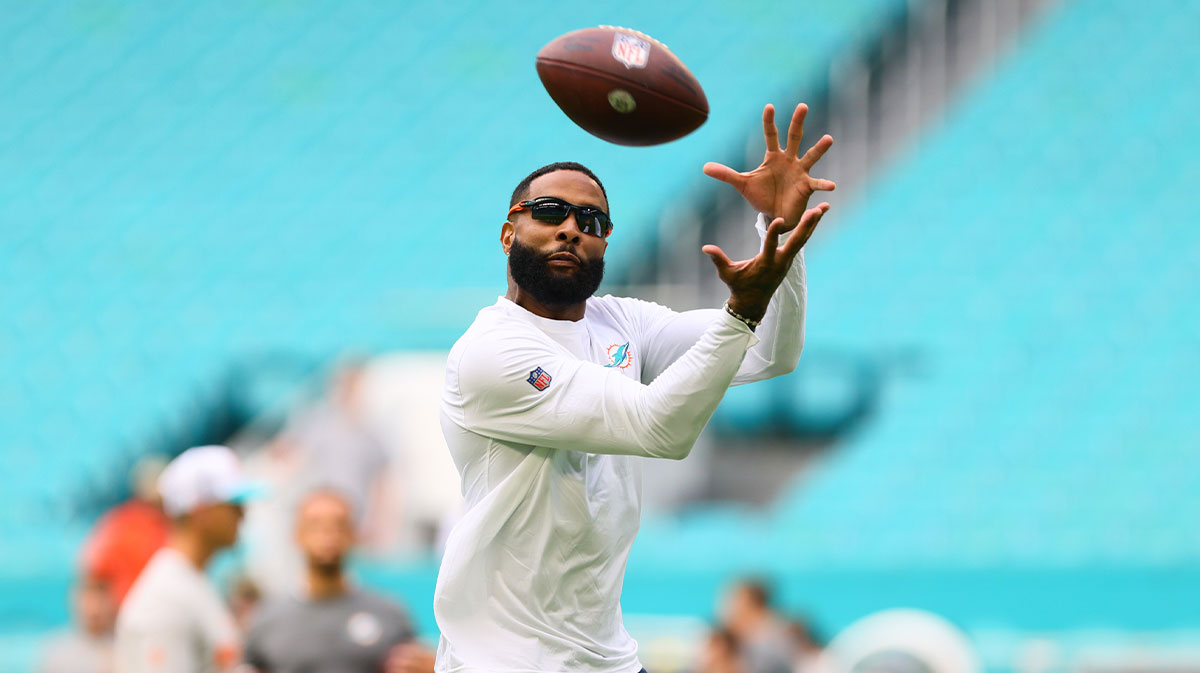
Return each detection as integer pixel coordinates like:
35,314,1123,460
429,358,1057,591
530,201,569,223
526,199,611,237
579,213,606,237
584,212,612,237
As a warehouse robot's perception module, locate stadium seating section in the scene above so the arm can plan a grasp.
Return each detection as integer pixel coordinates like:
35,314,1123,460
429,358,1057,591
5,0,1199,668
634,0,1200,635
0,0,909,651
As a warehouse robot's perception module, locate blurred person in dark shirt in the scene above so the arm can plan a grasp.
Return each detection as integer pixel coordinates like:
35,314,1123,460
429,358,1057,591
276,362,392,547
37,578,116,673
721,579,793,673
79,455,170,605
244,489,434,673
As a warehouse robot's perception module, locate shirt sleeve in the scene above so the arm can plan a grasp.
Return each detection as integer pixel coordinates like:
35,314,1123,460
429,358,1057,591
637,212,806,386
447,310,758,460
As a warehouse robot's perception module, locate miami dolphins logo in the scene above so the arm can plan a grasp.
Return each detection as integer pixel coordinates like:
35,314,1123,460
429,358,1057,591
605,342,633,369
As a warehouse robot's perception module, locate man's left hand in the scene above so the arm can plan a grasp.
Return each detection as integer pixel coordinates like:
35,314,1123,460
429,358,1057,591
703,103,836,232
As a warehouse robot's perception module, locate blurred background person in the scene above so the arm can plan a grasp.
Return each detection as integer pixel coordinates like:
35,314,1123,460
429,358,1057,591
37,577,116,673
694,627,743,673
274,361,394,550
79,455,170,607
721,579,793,673
229,575,264,634
244,488,433,673
115,445,258,673
785,618,828,673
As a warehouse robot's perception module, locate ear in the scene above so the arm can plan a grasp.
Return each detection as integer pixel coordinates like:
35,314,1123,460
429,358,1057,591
500,221,515,255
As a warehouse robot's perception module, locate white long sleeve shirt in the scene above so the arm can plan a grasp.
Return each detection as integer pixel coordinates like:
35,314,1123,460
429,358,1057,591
115,548,241,673
434,215,806,673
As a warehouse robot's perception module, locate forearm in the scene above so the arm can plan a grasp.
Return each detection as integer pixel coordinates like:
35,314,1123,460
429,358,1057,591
459,312,757,459
731,214,806,383
631,311,758,458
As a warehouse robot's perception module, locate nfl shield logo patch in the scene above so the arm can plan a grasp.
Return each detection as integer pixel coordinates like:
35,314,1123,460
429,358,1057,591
611,33,650,69
527,366,552,391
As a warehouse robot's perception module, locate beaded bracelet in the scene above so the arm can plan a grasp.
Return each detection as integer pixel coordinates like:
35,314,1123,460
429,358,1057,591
723,302,761,330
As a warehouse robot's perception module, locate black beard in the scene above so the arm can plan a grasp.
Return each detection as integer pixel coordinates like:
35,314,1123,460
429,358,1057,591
309,557,343,578
508,237,604,307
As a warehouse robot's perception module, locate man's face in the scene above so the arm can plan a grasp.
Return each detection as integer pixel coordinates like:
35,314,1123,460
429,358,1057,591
720,585,756,633
193,502,244,550
502,170,609,307
75,579,116,637
295,492,355,574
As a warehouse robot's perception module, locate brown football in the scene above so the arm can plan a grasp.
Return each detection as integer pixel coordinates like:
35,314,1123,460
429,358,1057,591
536,26,709,146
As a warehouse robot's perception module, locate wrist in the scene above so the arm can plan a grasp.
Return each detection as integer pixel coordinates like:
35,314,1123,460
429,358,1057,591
724,297,766,328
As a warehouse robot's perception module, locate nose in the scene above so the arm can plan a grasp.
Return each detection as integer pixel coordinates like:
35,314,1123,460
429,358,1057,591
555,213,583,245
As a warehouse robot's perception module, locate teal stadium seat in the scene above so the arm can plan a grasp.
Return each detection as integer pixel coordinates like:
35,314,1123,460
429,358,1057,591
0,0,911,657
630,0,1200,634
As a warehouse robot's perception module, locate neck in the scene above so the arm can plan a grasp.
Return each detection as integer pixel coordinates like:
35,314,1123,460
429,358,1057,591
168,530,216,570
307,567,348,599
506,279,586,322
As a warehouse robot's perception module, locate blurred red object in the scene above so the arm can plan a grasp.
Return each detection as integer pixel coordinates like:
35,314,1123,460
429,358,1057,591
80,500,169,605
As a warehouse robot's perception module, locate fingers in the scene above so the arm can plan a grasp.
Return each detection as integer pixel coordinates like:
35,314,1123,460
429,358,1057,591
781,203,830,259
799,134,834,171
761,217,787,261
785,103,808,156
702,161,745,188
811,177,837,192
702,244,734,272
762,104,780,152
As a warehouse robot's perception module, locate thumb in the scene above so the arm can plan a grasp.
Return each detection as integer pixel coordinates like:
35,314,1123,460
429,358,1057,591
702,244,733,271
702,162,744,187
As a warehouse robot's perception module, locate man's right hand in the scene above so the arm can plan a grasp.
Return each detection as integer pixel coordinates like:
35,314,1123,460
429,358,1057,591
702,203,829,324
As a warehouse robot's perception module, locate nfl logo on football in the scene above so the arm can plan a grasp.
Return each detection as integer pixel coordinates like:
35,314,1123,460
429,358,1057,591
611,33,650,69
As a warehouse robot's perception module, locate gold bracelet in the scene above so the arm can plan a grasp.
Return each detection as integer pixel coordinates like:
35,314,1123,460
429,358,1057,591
723,302,761,329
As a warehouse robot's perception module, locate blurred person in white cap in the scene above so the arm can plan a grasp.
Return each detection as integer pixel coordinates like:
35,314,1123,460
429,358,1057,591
115,445,260,673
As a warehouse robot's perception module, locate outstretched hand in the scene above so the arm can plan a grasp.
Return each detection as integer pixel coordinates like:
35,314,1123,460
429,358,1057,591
703,203,829,324
703,103,835,233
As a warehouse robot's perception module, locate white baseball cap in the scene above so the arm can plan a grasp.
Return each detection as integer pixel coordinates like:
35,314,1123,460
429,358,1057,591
157,445,262,517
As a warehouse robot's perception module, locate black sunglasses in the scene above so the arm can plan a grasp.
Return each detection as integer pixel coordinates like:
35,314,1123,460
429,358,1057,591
507,197,613,238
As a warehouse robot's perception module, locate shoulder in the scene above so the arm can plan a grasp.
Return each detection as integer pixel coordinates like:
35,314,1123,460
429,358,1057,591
117,554,174,623
449,305,543,367
352,591,410,621
246,596,297,637
449,313,558,389
589,294,677,329
348,591,414,640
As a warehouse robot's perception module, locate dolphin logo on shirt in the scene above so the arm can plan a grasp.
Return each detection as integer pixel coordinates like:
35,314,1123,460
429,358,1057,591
605,343,632,370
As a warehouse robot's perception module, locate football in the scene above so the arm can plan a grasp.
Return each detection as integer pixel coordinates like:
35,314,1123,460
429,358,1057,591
536,26,709,146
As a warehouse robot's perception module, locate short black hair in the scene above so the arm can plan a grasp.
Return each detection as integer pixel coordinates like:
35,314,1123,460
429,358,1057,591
509,161,609,213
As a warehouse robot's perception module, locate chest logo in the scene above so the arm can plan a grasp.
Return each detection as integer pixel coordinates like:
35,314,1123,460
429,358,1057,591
527,366,553,391
605,342,633,370
346,611,382,646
